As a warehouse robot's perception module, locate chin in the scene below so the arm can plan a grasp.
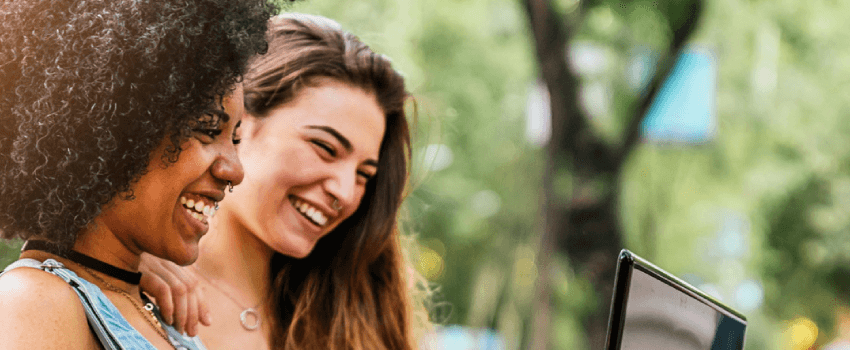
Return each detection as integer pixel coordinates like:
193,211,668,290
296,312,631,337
174,253,199,266
286,248,314,259
277,239,318,260
165,243,200,266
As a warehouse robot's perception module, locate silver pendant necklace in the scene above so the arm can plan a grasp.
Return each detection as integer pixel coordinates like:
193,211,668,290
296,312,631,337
239,308,261,331
193,267,262,331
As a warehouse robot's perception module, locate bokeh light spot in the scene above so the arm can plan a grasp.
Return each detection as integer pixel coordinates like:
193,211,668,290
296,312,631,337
784,317,818,350
418,246,445,280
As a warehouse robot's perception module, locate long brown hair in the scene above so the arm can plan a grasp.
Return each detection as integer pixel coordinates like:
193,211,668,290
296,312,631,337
243,14,418,350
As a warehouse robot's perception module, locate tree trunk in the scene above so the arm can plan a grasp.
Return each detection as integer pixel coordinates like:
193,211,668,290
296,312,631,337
522,0,704,348
561,188,622,349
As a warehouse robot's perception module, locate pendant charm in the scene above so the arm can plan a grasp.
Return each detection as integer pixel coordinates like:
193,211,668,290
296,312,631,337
240,308,261,331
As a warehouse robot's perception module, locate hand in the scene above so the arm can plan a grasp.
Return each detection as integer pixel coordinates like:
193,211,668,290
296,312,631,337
138,253,211,337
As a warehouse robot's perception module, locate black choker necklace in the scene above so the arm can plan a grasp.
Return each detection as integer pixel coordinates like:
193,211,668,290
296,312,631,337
22,240,143,285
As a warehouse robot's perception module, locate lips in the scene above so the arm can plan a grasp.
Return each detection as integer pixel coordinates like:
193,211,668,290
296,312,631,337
289,196,329,226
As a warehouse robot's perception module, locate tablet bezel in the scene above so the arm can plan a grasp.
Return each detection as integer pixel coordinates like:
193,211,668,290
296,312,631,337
604,249,747,349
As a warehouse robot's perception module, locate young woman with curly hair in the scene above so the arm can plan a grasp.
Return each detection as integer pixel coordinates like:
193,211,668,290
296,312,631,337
0,0,276,349
140,13,430,350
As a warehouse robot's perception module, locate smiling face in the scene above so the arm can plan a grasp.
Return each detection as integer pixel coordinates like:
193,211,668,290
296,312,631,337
222,81,385,258
94,85,246,265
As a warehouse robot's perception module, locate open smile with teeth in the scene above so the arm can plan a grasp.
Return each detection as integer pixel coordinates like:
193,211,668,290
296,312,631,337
290,197,329,227
180,196,217,225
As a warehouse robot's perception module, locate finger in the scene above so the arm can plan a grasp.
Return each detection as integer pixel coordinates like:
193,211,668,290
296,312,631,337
148,260,192,334
161,261,200,292
172,280,189,335
198,286,212,326
138,255,198,334
186,289,200,337
160,261,208,329
140,272,174,326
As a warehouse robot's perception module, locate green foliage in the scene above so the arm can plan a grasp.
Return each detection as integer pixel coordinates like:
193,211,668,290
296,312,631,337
618,0,850,348
0,240,21,271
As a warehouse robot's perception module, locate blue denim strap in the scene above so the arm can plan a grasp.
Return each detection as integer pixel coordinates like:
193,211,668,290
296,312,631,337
3,258,209,350
2,258,156,350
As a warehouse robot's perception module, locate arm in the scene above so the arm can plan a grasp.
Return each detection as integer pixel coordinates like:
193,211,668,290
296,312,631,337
0,267,100,349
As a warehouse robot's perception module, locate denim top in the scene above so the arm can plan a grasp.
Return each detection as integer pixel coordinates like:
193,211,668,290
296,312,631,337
0,258,208,350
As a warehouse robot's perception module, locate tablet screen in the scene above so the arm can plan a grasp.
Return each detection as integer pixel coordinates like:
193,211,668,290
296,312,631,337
619,267,746,350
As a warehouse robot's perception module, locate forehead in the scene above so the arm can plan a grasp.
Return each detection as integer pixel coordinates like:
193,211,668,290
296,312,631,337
222,84,245,121
283,82,385,157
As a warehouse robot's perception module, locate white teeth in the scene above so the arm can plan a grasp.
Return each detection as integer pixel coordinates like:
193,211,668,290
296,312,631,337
186,209,205,224
182,196,215,222
291,198,329,227
311,211,327,226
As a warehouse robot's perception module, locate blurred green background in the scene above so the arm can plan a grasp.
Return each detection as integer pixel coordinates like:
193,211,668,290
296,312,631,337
5,0,850,349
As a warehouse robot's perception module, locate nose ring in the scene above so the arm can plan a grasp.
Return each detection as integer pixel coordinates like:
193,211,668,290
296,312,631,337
228,181,234,193
332,199,342,211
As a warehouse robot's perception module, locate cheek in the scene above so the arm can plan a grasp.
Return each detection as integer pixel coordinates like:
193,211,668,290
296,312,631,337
166,143,215,184
258,148,313,187
230,161,288,224
130,168,180,214
342,189,369,220
354,188,368,207
242,159,287,197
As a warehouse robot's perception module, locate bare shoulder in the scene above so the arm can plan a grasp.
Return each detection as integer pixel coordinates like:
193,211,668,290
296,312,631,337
0,265,99,349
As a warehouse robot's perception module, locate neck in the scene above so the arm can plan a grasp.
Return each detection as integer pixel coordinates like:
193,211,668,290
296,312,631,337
21,220,144,295
195,210,273,305
73,218,143,272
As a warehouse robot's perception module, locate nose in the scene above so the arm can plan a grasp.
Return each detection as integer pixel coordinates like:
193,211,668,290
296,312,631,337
324,165,359,210
211,146,245,187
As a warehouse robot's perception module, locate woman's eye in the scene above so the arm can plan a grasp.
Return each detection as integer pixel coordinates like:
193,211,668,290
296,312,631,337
232,121,242,145
311,140,336,156
194,128,222,141
357,171,374,181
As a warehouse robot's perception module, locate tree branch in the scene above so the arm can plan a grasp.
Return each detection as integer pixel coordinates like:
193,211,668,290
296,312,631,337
616,0,705,168
524,0,589,153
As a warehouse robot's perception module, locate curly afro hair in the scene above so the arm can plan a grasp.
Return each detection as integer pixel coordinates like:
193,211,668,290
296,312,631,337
0,0,278,250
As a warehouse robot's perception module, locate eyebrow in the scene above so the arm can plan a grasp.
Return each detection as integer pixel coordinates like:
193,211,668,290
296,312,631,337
307,125,379,168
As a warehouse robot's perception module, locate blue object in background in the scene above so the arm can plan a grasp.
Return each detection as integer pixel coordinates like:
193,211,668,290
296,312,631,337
640,47,717,144
421,325,505,350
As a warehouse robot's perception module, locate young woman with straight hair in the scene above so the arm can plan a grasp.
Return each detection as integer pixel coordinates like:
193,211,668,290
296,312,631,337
141,13,429,350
